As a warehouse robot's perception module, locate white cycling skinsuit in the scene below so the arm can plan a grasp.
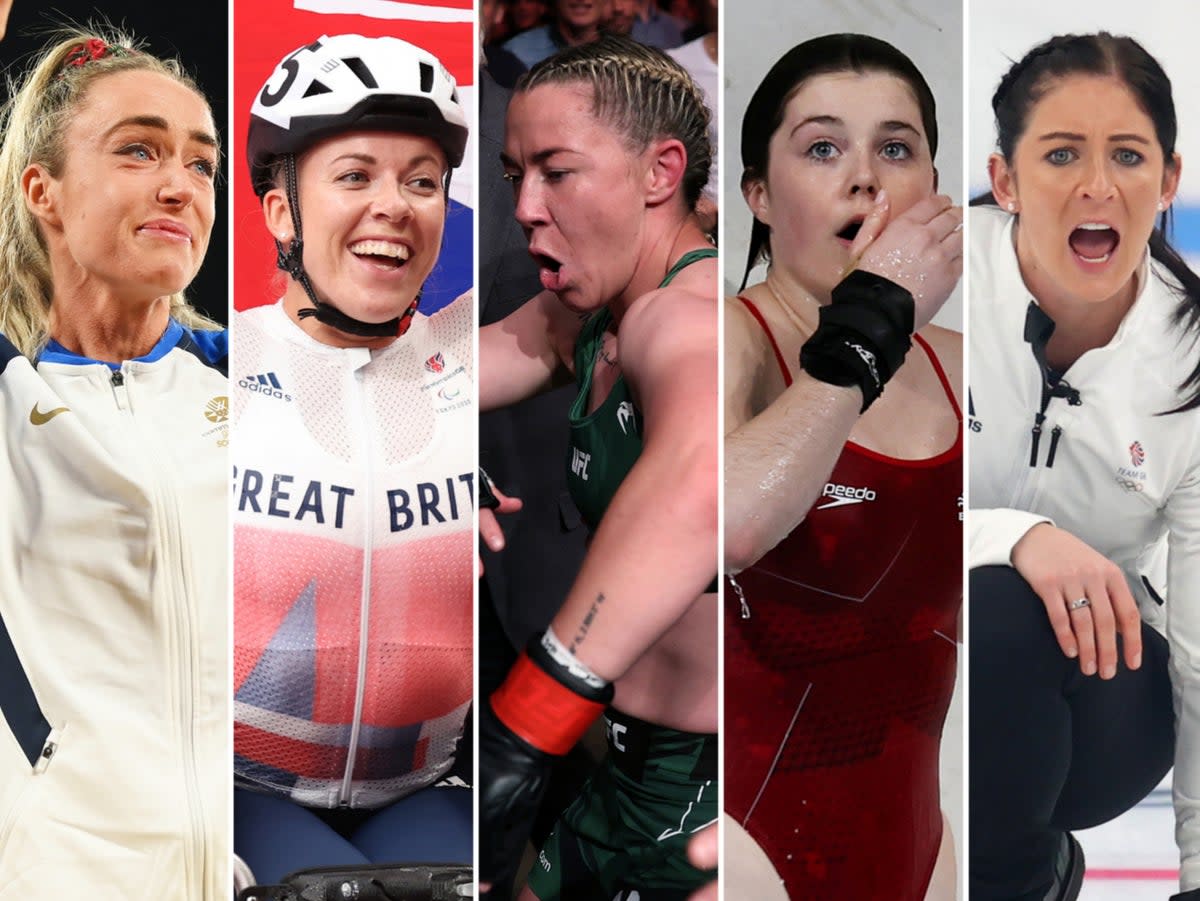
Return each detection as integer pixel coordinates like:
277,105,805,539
232,294,474,809
969,205,1200,889
0,322,229,899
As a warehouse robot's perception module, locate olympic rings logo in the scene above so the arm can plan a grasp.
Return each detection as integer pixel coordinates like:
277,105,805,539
1115,476,1145,493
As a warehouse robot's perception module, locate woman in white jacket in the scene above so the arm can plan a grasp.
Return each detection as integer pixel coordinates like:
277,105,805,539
0,28,227,900
969,32,1200,901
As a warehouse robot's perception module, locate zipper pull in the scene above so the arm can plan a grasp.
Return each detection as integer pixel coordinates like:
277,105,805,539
1029,411,1045,467
1047,426,1063,468
729,574,751,620
110,369,128,411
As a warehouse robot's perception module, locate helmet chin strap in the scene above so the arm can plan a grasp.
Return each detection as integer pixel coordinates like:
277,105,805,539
276,153,418,339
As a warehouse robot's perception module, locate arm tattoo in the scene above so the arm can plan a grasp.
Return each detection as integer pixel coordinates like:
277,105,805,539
568,592,606,654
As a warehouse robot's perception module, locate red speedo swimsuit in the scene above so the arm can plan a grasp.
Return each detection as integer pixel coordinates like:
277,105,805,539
725,297,962,900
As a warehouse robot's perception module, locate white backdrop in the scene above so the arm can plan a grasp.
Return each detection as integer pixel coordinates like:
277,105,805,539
723,0,964,330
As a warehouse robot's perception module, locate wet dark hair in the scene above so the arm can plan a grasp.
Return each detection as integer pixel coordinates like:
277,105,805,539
972,32,1200,411
739,34,938,290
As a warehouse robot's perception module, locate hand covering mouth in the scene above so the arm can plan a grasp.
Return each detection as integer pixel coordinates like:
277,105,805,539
1068,223,1120,262
349,239,410,270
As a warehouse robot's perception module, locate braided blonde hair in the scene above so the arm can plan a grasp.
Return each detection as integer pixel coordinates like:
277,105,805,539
0,26,220,359
518,33,712,210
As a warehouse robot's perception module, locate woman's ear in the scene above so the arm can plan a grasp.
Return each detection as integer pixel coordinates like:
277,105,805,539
262,188,294,243
1160,151,1182,210
988,153,1019,212
644,137,687,206
22,163,61,229
742,169,770,226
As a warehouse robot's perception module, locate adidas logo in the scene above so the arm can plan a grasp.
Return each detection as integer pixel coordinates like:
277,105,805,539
238,371,292,402
815,481,877,510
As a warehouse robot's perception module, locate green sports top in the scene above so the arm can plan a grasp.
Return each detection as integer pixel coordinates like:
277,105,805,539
565,248,717,529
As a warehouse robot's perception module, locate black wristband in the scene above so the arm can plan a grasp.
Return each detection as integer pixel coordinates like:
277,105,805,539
1170,890,1200,901
799,270,915,411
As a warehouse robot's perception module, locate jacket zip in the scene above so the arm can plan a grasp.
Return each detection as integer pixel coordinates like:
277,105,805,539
0,725,62,865
1024,303,1082,468
340,366,374,807
122,366,206,895
1046,426,1063,468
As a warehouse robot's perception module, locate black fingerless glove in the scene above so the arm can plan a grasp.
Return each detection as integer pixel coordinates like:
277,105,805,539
477,699,551,895
799,269,915,411
479,633,614,892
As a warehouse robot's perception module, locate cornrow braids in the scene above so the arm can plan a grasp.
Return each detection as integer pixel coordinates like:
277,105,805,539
0,25,219,359
982,32,1200,412
517,33,712,211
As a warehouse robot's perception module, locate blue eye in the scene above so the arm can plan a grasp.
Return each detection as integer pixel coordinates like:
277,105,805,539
807,140,839,161
880,141,911,161
1114,148,1144,166
1046,148,1076,165
337,171,368,184
191,158,216,179
119,144,153,161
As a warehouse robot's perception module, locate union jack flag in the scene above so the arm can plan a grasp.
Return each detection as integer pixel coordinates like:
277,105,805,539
1130,441,1145,467
425,352,445,374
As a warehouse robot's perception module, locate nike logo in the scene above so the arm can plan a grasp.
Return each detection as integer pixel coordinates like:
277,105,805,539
29,404,69,425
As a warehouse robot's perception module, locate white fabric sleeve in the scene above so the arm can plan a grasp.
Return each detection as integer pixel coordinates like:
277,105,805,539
968,507,1054,569
1166,465,1200,890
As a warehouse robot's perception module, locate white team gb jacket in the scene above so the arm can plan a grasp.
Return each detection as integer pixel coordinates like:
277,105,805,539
0,322,229,900
969,206,1200,888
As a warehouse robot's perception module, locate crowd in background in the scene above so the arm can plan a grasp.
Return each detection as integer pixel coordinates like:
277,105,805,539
485,0,707,50
484,0,716,89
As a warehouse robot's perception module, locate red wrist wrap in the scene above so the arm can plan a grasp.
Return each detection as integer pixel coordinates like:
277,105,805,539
490,652,607,755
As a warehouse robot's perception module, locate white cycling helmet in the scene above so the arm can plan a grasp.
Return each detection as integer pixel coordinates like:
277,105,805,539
245,34,468,339
247,33,468,197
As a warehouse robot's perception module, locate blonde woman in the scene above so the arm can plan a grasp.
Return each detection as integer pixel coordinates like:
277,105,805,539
0,29,226,898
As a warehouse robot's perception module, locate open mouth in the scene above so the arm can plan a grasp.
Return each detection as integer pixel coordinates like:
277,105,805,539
533,251,562,274
349,239,410,271
836,218,865,243
531,250,567,293
1068,223,1120,264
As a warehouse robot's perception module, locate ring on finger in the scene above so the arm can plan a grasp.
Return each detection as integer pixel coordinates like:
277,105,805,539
1069,596,1091,611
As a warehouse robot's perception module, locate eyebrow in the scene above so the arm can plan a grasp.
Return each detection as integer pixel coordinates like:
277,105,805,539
788,116,922,140
333,152,377,165
790,115,841,138
329,151,445,169
104,115,218,149
880,120,922,139
499,147,578,168
1037,130,1152,145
